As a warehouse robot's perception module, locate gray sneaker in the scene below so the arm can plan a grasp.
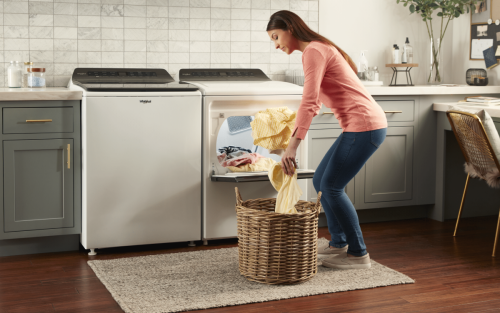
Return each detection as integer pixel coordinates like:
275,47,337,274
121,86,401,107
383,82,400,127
322,252,371,269
318,242,348,255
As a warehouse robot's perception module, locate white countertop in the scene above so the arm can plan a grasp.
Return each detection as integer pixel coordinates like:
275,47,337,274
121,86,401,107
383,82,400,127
1,85,500,101
0,87,82,101
365,85,500,96
434,102,500,118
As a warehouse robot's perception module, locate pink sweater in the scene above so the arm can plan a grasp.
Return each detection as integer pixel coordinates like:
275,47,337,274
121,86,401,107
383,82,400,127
293,41,388,140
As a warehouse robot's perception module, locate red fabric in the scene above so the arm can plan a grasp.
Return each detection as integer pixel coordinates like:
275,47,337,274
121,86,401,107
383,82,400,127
293,41,388,140
221,153,264,168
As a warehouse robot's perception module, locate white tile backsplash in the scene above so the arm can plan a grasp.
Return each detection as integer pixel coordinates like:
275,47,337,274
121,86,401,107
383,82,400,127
101,4,125,16
54,15,78,27
5,26,29,38
123,5,144,17
148,40,168,52
147,17,168,29
30,27,54,39
4,13,29,26
78,4,101,16
190,7,209,18
30,14,54,27
147,6,168,17
54,3,78,15
101,16,123,27
102,28,124,39
0,0,318,86
4,2,29,14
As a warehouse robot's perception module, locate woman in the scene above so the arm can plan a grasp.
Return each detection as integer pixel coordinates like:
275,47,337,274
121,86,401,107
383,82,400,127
267,11,387,270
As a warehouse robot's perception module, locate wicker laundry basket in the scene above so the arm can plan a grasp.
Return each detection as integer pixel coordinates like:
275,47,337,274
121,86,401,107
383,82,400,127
235,187,322,285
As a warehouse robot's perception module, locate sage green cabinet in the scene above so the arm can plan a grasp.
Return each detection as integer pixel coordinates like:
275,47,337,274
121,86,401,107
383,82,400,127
0,101,81,240
364,126,414,202
4,139,74,232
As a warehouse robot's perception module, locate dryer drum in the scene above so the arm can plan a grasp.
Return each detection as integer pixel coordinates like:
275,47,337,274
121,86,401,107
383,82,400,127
227,116,253,134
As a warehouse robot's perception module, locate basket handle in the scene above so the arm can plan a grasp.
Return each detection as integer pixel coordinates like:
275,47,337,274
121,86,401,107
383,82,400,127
235,187,243,207
314,191,322,216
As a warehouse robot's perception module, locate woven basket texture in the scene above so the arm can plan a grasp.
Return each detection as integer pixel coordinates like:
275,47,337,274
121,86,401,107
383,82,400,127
235,187,322,285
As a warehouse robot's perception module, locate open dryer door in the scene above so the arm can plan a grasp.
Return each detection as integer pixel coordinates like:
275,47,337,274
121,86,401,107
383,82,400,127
211,115,315,182
211,169,315,182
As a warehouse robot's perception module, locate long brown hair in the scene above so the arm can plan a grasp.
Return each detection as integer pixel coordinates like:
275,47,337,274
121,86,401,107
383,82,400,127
267,10,357,74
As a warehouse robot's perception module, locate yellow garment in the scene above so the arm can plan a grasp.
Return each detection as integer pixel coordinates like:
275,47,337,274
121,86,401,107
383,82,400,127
268,162,302,214
250,107,297,150
227,157,276,172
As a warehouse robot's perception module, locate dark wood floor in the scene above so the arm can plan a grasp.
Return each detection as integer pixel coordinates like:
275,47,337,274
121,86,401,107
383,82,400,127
1,216,500,312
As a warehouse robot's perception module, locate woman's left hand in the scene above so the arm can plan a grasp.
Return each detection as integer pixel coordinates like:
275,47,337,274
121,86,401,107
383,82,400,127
281,146,297,176
281,136,301,176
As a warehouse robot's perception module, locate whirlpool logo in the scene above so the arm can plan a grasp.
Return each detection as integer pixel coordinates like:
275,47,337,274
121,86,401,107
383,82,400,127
140,100,152,103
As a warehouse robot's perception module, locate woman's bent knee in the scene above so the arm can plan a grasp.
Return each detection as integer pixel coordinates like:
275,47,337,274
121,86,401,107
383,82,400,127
320,181,345,198
313,173,322,193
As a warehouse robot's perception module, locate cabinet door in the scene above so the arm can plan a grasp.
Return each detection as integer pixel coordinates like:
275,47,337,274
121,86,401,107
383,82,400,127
307,128,355,206
4,139,74,232
365,127,413,202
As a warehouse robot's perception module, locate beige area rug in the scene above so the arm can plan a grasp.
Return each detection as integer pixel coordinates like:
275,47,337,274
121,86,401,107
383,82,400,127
88,238,414,313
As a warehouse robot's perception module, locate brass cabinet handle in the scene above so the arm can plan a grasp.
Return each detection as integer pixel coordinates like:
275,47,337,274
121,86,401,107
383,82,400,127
26,119,53,123
67,144,70,169
384,111,403,114
322,112,335,115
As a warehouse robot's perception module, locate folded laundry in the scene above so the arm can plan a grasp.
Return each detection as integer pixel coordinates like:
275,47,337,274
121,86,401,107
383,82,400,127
250,107,297,150
221,153,264,168
268,162,302,214
227,157,276,172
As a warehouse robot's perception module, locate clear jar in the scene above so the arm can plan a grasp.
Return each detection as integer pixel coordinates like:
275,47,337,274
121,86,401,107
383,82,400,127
7,61,22,88
373,66,379,81
22,62,33,88
27,68,46,88
365,67,374,81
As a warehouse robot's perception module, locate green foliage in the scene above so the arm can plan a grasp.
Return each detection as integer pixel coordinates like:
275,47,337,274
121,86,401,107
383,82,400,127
397,0,479,23
396,0,482,82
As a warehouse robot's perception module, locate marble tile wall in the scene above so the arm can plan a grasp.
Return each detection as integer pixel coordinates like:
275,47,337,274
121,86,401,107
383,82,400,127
0,0,319,87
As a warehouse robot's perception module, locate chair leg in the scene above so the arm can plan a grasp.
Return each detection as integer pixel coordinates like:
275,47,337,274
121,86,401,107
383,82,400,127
454,174,470,237
493,208,500,257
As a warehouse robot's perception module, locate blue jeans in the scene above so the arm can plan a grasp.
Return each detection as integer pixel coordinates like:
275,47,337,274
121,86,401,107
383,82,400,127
313,128,387,257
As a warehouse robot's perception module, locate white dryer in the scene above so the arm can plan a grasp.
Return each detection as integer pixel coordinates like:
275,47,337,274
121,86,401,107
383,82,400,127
179,68,314,245
69,68,202,255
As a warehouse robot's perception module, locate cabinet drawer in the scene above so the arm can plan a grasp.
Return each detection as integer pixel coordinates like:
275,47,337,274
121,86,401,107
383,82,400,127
377,100,414,122
311,104,339,124
3,107,74,134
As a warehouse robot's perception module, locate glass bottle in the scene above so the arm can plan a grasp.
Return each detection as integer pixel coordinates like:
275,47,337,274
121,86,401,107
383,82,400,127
373,66,379,81
405,37,413,63
7,61,22,88
22,62,33,88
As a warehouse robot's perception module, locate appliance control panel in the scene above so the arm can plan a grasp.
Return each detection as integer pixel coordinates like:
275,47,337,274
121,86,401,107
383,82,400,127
179,68,271,81
72,68,173,84
86,71,158,77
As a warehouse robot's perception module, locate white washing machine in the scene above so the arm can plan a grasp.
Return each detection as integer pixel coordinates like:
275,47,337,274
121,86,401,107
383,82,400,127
179,68,314,244
69,68,202,255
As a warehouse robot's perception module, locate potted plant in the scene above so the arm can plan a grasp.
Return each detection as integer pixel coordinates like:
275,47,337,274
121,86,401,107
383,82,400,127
397,0,481,83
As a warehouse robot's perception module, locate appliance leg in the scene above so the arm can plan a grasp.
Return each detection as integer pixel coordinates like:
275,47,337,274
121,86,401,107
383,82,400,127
203,239,208,246
88,249,97,256
188,241,196,247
